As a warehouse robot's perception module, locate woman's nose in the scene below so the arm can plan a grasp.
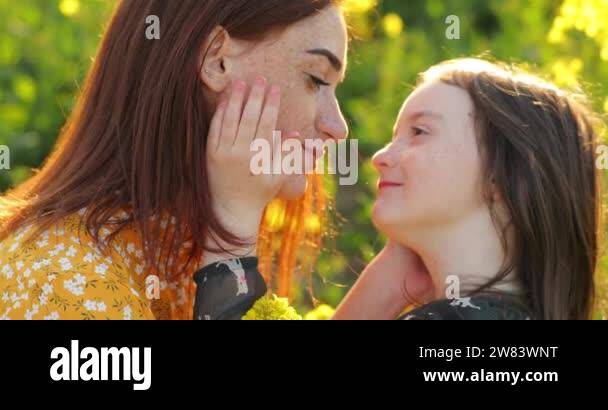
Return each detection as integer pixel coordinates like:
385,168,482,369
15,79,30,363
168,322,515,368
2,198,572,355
317,97,349,141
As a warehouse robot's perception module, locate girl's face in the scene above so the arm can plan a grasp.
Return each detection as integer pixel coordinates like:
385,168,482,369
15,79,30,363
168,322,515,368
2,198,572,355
372,80,487,238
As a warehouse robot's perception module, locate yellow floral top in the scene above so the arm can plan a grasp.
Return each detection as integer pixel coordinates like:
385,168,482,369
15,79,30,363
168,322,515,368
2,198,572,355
0,209,198,320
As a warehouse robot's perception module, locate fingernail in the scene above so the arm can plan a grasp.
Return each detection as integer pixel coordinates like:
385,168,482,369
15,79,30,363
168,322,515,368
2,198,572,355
234,80,246,91
270,85,281,96
254,76,267,87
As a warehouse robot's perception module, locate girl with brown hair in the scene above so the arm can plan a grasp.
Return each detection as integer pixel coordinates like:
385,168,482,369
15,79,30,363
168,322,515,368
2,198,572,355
204,57,604,320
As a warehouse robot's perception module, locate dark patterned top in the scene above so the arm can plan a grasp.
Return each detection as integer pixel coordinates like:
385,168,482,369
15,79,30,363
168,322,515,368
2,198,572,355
192,256,533,320
192,257,267,320
400,295,533,320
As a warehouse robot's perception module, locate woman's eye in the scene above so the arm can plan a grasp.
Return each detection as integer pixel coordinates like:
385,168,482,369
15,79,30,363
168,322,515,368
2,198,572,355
308,74,330,91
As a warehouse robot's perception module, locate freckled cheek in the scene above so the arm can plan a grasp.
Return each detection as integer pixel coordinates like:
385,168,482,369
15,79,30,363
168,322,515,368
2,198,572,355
277,92,316,136
399,148,459,195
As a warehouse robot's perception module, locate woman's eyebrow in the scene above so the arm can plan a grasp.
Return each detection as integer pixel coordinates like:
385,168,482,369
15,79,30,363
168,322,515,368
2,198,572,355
306,48,343,72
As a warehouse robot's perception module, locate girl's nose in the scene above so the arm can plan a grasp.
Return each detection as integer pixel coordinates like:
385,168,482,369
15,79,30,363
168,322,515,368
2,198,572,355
372,145,396,170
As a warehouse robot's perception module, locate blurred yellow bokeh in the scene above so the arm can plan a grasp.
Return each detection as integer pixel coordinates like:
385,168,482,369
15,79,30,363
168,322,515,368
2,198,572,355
304,214,321,234
342,0,376,14
382,13,404,38
551,58,583,87
59,0,80,17
304,304,335,320
263,200,286,232
548,0,608,53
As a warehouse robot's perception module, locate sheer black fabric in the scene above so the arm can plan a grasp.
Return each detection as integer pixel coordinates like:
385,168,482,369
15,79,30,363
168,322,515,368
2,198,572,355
399,295,533,320
192,257,267,320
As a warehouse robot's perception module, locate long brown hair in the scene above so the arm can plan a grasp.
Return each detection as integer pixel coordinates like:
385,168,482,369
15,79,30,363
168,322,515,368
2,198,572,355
0,0,338,297
421,58,604,319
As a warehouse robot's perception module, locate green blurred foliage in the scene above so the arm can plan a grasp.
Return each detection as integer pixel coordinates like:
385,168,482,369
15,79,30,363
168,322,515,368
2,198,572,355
1,0,607,317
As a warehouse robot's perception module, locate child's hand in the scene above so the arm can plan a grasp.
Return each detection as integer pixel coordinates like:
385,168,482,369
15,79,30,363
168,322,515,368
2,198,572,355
383,241,435,306
333,241,435,320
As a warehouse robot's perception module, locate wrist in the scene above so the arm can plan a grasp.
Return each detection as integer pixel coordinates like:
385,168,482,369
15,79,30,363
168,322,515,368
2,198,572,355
202,207,263,268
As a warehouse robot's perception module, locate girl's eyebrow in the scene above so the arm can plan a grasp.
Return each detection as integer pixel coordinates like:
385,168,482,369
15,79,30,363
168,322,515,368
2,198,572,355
408,110,444,122
393,110,443,138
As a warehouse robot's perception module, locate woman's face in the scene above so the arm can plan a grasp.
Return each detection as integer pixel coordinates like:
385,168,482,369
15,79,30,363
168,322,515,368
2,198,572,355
211,5,349,199
371,80,486,238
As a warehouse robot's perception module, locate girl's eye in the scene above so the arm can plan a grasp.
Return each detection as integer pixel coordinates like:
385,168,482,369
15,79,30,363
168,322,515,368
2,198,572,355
412,126,428,137
308,74,330,91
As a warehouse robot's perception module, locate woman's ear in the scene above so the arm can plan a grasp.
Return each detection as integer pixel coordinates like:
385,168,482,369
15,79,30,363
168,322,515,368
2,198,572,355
199,26,232,92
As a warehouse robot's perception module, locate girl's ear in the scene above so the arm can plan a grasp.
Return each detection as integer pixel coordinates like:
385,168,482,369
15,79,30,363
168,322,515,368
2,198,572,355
490,176,503,203
199,26,232,92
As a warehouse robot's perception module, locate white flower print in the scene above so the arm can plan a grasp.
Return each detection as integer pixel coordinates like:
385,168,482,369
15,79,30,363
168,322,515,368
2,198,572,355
95,264,108,276
123,305,132,320
2,264,14,279
15,261,24,270
59,257,72,271
97,302,107,312
49,243,65,257
84,300,98,311
127,243,135,254
25,304,39,320
44,311,60,320
42,283,53,295
73,273,86,285
36,238,48,248
23,268,31,278
113,244,124,258
64,273,86,296
100,228,111,240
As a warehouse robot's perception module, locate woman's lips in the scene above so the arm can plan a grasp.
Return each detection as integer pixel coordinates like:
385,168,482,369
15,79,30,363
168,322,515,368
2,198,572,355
377,181,403,190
